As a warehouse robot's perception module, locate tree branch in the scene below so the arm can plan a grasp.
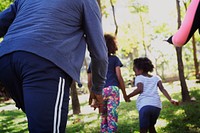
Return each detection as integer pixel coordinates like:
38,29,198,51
110,0,118,36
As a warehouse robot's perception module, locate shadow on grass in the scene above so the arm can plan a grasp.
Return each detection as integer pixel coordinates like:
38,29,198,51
66,100,139,133
118,100,139,133
0,87,199,133
158,87,200,133
68,101,88,111
0,110,28,133
0,100,14,108
67,113,100,133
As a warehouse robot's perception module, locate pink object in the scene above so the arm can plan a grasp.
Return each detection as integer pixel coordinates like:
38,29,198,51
172,0,200,47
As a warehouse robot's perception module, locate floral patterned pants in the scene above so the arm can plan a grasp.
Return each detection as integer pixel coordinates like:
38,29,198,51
101,86,120,133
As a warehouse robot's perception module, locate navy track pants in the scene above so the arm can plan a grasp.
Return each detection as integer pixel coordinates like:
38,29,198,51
0,51,72,133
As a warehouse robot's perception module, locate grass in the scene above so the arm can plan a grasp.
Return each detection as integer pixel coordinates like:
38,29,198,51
0,81,199,133
0,110,28,133
158,88,200,133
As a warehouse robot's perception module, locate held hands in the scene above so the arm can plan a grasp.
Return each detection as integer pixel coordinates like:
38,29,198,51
170,99,179,105
123,95,131,102
89,92,103,113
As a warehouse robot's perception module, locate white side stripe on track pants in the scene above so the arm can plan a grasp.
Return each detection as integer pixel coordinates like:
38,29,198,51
53,77,65,133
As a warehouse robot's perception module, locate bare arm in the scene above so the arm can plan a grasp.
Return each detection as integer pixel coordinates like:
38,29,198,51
87,73,92,91
127,83,143,98
116,66,129,102
157,81,172,101
158,81,179,105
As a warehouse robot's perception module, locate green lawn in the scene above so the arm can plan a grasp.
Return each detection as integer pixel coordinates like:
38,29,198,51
0,81,200,133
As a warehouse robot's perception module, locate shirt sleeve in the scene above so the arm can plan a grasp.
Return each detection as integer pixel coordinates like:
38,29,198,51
82,0,108,95
156,75,162,83
134,75,143,86
114,56,123,68
0,0,18,37
87,63,91,73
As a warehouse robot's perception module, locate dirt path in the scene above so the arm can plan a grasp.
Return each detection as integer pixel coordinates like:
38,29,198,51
0,80,198,113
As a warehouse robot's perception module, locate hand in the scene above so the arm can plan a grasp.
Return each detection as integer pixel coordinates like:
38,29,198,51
124,95,131,102
88,91,95,105
170,99,179,105
90,93,103,113
94,94,103,104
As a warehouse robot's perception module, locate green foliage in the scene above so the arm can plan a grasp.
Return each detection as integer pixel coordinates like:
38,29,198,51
158,87,200,133
129,0,149,13
0,0,13,12
100,0,200,83
0,110,28,133
0,83,199,132
101,0,118,18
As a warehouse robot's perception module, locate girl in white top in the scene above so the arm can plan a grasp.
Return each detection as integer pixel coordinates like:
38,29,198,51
127,57,178,133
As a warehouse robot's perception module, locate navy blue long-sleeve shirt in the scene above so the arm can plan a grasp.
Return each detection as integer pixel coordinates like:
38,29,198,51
0,0,108,94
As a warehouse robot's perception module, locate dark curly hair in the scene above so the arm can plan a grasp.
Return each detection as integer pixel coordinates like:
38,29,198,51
104,34,118,55
133,57,154,73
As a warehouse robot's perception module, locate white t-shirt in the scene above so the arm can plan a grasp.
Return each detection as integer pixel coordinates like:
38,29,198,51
135,75,162,111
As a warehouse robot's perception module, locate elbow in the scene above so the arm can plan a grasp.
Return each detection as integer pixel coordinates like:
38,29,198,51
91,56,108,68
93,55,108,63
138,88,143,93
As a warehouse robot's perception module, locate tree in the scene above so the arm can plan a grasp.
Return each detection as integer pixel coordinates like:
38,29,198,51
129,1,149,57
0,0,13,11
110,0,118,36
191,35,199,79
183,1,199,79
70,81,81,114
175,0,191,102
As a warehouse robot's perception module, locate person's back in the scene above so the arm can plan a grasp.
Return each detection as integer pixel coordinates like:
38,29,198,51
0,0,108,132
4,0,83,43
105,55,123,87
128,57,179,133
87,34,129,132
135,75,162,111
0,0,107,84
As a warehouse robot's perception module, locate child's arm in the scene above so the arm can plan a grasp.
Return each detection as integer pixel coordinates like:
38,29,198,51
157,81,179,105
87,72,93,106
87,73,92,91
127,83,143,98
88,73,103,112
116,66,130,102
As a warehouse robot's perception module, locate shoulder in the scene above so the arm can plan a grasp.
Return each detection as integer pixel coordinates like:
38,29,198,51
135,75,144,82
134,75,144,86
109,55,119,62
109,55,123,67
136,75,144,79
109,55,118,58
111,55,122,61
153,75,161,80
152,75,162,82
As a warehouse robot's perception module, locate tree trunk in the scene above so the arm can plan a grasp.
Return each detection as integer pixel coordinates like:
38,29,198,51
71,81,81,114
110,0,118,36
176,0,191,102
183,1,199,79
175,47,191,101
155,58,159,76
139,14,147,57
192,35,199,79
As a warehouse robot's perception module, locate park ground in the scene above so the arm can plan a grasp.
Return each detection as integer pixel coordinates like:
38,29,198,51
0,80,199,133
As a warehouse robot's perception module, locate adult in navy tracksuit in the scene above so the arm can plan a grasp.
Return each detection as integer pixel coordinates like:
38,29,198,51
0,0,108,132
